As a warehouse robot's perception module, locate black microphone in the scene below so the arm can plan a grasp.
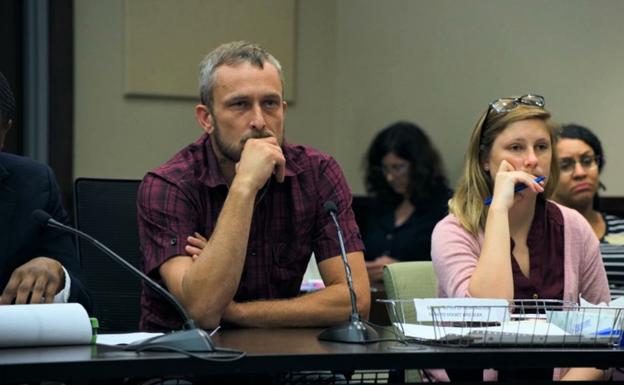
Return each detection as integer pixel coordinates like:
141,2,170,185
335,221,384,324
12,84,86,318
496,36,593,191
317,201,379,343
32,209,215,352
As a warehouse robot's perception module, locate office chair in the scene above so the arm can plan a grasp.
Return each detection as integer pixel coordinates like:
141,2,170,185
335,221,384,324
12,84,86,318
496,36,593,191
382,261,438,382
74,178,142,332
383,261,437,323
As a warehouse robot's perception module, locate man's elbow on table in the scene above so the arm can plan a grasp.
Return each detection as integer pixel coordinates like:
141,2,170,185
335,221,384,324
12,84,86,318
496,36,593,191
180,279,230,330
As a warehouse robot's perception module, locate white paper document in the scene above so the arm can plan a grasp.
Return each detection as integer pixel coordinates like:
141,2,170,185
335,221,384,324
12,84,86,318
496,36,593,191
548,295,624,335
97,332,164,345
400,320,566,339
0,303,92,347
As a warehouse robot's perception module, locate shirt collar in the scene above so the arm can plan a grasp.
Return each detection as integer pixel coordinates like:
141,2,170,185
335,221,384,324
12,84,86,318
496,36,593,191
198,134,227,188
527,195,564,241
281,140,303,177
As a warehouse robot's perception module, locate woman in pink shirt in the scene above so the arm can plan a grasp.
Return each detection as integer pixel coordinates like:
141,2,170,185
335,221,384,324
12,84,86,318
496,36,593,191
431,94,610,381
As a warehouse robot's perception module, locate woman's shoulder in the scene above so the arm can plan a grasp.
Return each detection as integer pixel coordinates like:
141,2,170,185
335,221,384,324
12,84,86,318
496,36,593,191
549,200,586,225
602,212,624,240
434,212,461,228
431,213,484,264
433,213,480,240
550,201,597,242
603,212,624,227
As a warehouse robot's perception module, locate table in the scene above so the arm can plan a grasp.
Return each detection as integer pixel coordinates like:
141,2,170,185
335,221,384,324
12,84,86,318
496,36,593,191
0,328,622,383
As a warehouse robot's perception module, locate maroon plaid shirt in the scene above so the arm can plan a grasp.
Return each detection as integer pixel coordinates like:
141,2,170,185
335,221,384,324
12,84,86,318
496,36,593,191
137,134,364,331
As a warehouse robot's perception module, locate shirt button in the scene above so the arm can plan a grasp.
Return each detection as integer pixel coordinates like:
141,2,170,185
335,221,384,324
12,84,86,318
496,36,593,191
386,234,393,240
250,251,257,257
532,293,539,299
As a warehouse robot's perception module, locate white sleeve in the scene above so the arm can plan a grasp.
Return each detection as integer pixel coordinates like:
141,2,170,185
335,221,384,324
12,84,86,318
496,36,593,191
53,266,72,303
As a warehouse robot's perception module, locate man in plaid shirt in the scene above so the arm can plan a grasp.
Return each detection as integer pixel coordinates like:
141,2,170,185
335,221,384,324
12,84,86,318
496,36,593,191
137,41,370,331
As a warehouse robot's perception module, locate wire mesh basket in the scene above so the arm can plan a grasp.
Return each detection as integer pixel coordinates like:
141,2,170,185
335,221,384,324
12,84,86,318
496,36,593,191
277,370,395,385
380,299,624,347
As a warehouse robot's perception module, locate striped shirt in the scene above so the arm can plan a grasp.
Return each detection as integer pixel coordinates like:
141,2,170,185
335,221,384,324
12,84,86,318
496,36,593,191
602,213,624,242
601,213,624,298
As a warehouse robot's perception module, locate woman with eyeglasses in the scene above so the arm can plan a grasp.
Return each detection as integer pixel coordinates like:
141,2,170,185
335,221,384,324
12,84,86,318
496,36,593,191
551,124,624,243
431,95,610,381
362,121,451,283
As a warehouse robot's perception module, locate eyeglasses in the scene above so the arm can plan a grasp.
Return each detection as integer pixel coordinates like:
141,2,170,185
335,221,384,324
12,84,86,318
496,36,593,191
374,163,409,177
559,155,600,174
488,94,545,115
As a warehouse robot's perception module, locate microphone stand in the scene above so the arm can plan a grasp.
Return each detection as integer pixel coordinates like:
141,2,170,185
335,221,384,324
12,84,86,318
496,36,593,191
317,204,379,344
33,210,215,352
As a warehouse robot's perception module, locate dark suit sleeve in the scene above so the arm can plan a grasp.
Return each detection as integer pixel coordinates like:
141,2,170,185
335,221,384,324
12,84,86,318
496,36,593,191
40,167,93,313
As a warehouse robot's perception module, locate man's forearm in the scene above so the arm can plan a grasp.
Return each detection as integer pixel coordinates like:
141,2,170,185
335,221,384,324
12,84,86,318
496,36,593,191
223,283,371,328
179,181,257,327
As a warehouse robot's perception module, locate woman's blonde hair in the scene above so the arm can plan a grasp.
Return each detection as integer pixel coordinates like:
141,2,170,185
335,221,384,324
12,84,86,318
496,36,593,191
449,103,560,235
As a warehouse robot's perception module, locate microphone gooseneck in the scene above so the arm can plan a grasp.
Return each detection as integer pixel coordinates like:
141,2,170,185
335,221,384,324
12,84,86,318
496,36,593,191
323,201,359,321
317,201,379,344
32,209,195,329
31,210,215,352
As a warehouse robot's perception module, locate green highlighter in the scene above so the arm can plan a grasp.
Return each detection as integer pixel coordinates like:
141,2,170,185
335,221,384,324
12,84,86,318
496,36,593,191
90,317,99,344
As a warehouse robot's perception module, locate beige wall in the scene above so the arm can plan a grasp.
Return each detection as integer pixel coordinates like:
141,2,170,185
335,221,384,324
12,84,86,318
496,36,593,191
74,0,337,179
75,0,624,196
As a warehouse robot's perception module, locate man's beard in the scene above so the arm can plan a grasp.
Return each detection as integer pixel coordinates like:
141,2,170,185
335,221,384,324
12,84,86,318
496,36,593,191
212,116,282,163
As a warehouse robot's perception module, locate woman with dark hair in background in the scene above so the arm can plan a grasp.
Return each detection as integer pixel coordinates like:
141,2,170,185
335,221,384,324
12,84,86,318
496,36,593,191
551,124,624,243
362,121,451,282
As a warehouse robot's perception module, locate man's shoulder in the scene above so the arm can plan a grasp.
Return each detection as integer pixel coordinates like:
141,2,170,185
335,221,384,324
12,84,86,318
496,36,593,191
0,152,51,182
0,152,49,172
144,135,209,186
283,142,336,172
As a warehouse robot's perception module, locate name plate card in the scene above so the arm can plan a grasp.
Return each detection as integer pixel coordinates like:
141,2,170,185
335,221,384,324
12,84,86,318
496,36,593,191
413,298,510,322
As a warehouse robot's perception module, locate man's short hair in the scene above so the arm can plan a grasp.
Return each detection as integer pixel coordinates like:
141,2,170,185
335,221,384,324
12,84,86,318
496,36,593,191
198,41,284,110
0,71,16,124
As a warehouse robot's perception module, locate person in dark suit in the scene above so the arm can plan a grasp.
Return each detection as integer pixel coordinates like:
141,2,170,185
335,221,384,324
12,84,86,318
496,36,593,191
0,71,91,310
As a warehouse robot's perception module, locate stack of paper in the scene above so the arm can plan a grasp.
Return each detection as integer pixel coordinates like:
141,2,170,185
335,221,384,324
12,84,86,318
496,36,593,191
0,303,92,348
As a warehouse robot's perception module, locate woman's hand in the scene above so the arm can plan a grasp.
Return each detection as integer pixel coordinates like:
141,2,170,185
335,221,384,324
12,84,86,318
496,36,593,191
185,232,208,260
489,160,544,211
365,255,398,283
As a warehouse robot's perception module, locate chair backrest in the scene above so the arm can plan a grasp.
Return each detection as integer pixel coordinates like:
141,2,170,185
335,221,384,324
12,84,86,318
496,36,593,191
382,261,437,383
383,261,437,299
383,261,437,323
74,178,142,332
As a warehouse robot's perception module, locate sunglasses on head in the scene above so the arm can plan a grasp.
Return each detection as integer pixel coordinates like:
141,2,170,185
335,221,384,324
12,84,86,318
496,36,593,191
488,94,545,115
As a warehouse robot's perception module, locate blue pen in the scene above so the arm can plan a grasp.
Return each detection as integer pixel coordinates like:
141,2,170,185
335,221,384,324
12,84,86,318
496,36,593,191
596,328,622,336
484,176,545,206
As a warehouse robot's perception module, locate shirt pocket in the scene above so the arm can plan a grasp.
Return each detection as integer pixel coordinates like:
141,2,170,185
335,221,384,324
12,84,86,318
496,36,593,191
271,241,311,297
